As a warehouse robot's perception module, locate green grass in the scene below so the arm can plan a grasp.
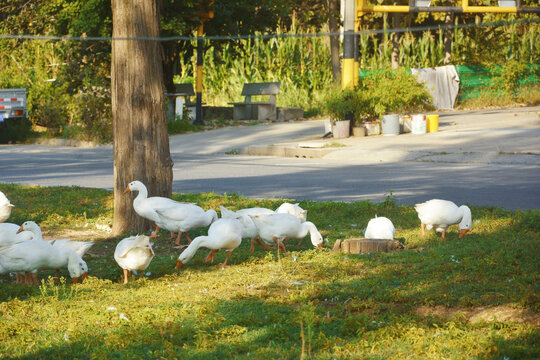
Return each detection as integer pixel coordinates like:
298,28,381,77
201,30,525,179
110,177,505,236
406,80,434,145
0,184,538,359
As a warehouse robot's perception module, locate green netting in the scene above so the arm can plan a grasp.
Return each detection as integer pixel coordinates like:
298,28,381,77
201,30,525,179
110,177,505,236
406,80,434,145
359,64,540,101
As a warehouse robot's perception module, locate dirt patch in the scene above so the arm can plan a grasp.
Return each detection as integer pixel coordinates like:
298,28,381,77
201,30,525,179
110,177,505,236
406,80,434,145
416,305,539,325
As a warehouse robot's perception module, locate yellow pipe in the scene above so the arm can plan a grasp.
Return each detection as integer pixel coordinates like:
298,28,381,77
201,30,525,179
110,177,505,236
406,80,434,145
462,6,517,13
357,3,519,14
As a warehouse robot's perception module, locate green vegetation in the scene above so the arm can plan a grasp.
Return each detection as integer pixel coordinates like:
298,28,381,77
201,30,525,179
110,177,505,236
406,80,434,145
0,184,538,359
1,1,539,143
325,69,434,123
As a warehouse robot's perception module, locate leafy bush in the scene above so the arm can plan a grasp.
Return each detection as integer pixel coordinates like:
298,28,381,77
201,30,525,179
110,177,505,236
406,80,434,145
492,59,529,98
324,69,433,124
355,68,433,121
324,88,356,122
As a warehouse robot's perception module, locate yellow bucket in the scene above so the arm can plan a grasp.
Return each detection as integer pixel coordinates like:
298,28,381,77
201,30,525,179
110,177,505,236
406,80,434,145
426,114,439,132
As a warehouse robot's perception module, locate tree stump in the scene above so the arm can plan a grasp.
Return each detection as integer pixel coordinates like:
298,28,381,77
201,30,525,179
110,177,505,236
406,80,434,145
332,238,404,254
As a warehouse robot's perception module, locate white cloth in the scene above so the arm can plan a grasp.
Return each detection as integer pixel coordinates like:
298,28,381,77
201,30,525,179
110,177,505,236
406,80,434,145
411,65,460,110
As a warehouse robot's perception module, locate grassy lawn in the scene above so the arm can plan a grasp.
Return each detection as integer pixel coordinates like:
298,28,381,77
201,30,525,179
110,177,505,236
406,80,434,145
0,184,538,359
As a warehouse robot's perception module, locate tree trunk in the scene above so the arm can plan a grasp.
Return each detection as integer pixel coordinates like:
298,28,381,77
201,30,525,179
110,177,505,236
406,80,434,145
111,0,173,235
443,11,453,65
328,0,341,84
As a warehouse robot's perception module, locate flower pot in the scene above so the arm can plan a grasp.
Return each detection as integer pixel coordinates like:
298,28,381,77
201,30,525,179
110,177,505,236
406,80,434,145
411,114,427,134
400,115,412,133
332,120,350,139
381,114,400,136
352,126,366,137
426,114,439,132
360,122,380,136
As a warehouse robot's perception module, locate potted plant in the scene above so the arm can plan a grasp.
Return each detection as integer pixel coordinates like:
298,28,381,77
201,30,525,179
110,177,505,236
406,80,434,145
355,69,433,135
324,88,356,138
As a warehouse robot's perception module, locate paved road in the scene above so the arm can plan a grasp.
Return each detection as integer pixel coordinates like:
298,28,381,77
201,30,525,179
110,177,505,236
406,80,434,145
0,107,539,210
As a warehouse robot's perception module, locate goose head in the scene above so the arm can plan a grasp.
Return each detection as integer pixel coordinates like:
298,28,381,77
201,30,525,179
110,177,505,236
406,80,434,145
124,180,146,194
17,221,43,240
458,205,472,238
67,254,88,284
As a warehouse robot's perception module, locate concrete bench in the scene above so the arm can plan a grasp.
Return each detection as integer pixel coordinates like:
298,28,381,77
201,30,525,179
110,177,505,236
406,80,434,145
229,82,280,121
165,83,197,121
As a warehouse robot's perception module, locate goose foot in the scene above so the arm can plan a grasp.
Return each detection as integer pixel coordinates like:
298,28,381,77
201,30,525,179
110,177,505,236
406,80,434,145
205,250,217,263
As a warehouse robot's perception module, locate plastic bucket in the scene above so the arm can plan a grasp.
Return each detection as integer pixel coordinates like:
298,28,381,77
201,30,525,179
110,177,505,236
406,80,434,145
381,114,400,136
411,114,427,134
332,120,350,139
400,115,412,133
426,114,439,132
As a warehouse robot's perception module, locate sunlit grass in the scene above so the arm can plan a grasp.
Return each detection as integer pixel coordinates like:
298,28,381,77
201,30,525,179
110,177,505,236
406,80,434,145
0,184,538,359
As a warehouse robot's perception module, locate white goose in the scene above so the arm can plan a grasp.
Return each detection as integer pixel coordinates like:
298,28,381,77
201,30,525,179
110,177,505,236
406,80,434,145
125,180,196,240
114,235,154,284
415,199,472,239
49,239,95,258
250,213,323,252
275,202,308,222
0,191,14,223
364,216,396,240
175,218,243,270
155,204,218,245
17,221,94,257
0,240,88,284
0,222,34,245
220,206,276,252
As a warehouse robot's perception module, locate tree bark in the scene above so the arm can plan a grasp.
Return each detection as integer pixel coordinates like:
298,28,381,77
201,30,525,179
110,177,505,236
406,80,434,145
328,0,341,84
111,0,173,235
443,11,453,65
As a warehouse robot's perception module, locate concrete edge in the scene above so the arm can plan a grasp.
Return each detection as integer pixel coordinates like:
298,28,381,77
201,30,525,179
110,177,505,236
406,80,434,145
243,145,339,159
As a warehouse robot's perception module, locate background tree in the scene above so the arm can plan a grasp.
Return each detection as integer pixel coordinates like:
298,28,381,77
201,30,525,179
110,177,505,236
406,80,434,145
111,0,173,235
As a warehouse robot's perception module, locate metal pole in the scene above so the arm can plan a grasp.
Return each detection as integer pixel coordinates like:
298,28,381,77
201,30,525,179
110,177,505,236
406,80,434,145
342,0,356,90
194,24,204,126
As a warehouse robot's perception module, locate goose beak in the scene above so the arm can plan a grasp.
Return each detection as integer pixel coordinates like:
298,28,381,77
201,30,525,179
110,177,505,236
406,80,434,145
175,259,184,270
317,243,323,248
459,229,469,238
72,272,88,284
16,226,24,234
123,185,130,193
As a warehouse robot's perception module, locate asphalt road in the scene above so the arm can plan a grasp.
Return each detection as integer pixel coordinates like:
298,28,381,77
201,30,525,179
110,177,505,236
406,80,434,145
0,143,538,210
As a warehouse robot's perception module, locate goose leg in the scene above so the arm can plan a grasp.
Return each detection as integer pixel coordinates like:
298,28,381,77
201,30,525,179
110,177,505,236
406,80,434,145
221,251,233,268
170,232,177,239
174,232,183,246
297,239,302,246
122,269,130,284
441,230,446,239
273,237,287,253
25,272,32,285
421,223,426,237
205,250,217,263
150,225,160,238
251,237,275,252
249,238,256,252
32,273,39,285
185,232,193,244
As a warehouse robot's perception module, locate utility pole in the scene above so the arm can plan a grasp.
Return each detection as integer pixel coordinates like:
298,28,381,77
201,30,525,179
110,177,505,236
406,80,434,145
342,0,355,90
194,1,214,125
